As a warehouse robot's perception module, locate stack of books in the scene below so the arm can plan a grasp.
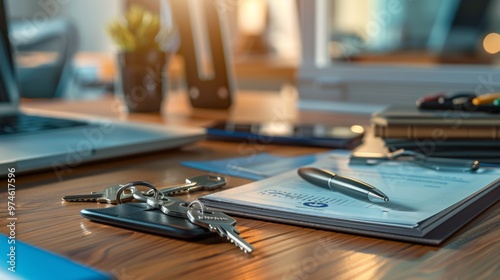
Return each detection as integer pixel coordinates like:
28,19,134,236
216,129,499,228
370,106,500,162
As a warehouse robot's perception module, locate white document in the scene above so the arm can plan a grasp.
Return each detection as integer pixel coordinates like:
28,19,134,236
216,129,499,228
202,152,500,230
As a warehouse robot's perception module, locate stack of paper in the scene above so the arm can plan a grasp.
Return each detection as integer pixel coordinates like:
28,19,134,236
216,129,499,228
199,152,500,244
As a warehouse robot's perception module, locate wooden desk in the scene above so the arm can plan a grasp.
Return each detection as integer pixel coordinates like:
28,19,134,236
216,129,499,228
5,90,500,279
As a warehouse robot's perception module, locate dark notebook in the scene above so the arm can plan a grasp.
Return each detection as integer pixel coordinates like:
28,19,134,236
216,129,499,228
371,106,500,139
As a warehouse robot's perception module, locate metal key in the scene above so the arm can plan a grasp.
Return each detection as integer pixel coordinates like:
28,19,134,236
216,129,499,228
187,208,254,254
63,185,135,204
161,200,190,219
146,195,185,210
159,175,227,196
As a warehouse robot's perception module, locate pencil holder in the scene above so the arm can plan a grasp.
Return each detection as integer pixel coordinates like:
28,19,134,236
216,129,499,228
117,50,169,113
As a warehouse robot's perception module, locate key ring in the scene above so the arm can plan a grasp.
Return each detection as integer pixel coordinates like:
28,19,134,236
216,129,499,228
187,200,205,214
116,181,158,204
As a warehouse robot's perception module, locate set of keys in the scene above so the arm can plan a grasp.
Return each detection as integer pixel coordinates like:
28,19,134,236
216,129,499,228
137,193,254,254
63,175,254,254
62,174,227,204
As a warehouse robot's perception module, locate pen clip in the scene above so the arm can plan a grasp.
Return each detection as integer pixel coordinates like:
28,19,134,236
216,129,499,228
350,149,480,172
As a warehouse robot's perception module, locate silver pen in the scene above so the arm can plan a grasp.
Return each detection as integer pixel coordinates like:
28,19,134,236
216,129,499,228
297,167,389,203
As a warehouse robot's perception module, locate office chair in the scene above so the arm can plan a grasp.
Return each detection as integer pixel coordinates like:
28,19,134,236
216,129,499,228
9,17,78,98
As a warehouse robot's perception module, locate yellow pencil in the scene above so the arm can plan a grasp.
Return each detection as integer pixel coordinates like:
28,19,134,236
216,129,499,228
472,93,500,105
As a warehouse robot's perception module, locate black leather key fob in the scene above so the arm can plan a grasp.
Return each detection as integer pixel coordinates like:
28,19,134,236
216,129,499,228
81,203,211,240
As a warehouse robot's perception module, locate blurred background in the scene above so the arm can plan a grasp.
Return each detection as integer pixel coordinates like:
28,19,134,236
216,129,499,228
5,0,500,101
327,0,500,64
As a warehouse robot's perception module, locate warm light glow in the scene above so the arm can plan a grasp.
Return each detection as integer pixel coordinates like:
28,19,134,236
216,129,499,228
483,33,500,54
80,222,93,236
260,122,293,136
238,0,267,35
350,125,365,134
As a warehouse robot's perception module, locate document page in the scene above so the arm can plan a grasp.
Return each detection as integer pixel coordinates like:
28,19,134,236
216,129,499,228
202,152,500,228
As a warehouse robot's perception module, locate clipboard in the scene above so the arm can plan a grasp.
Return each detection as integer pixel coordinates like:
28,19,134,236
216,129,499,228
198,152,500,245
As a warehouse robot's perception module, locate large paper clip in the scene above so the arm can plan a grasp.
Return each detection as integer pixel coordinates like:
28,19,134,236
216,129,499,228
349,149,480,172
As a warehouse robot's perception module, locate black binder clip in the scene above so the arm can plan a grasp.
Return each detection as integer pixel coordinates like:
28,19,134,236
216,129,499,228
350,149,480,172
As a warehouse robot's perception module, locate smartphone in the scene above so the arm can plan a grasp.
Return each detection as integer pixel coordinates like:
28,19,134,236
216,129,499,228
206,121,365,148
81,203,212,240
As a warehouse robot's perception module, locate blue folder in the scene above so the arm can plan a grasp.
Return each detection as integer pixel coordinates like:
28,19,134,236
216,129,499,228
1,234,111,280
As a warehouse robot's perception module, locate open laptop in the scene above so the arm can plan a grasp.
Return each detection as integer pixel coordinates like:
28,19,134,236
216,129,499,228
0,1,205,178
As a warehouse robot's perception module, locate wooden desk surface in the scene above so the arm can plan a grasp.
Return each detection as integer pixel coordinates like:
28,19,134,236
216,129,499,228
4,90,500,279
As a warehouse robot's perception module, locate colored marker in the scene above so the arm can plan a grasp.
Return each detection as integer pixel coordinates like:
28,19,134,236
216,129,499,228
472,93,500,106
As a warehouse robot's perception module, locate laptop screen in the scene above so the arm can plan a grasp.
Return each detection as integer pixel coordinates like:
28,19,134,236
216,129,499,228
0,0,13,104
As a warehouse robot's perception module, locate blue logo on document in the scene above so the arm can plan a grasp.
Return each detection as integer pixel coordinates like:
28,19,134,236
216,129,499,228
303,202,328,208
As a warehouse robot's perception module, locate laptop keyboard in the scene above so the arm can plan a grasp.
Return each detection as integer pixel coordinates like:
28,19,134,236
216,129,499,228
0,114,88,135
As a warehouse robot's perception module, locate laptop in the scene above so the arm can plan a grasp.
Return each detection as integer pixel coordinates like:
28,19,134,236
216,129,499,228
0,1,205,178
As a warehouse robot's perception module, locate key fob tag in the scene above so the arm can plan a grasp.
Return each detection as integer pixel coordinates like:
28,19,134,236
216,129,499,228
81,203,211,240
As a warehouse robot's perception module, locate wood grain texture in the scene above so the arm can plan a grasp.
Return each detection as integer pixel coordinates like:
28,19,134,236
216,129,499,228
1,91,499,279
